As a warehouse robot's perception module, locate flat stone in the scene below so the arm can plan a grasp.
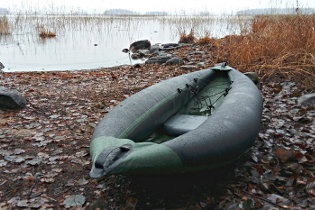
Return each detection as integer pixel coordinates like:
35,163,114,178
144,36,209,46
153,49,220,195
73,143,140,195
165,57,184,65
0,86,27,109
298,93,315,107
145,55,172,64
181,65,198,70
162,43,179,48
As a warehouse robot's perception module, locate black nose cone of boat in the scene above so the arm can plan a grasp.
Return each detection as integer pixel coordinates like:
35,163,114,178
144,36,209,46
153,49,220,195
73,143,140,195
90,144,132,178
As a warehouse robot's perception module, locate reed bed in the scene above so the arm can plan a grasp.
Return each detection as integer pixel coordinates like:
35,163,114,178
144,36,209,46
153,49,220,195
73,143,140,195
4,13,241,40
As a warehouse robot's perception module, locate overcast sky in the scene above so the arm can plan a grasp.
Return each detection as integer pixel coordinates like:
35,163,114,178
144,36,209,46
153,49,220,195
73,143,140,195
0,0,314,14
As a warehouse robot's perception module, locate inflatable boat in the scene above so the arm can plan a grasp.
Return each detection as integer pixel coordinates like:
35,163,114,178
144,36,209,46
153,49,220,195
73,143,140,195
89,64,263,178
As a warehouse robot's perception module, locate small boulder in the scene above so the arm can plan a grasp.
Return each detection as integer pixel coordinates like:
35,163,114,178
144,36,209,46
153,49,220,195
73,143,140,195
0,86,27,109
165,57,184,65
161,43,180,51
197,62,205,67
298,93,315,107
122,48,129,53
0,62,4,70
131,53,141,60
129,40,151,53
131,50,150,60
244,72,259,85
149,45,161,54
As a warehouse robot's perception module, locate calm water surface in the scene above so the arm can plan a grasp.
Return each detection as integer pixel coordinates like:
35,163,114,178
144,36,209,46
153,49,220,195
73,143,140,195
0,15,250,72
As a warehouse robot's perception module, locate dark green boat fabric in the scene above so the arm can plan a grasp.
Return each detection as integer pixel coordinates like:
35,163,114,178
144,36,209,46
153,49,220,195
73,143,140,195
90,66,263,178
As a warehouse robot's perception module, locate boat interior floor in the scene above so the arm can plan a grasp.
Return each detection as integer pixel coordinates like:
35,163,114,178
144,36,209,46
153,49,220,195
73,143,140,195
163,114,208,136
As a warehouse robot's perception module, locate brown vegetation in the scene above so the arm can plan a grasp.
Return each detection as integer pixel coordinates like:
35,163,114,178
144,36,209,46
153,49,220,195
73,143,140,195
179,29,195,44
180,15,314,86
196,35,218,46
37,25,56,38
0,16,10,35
216,15,315,85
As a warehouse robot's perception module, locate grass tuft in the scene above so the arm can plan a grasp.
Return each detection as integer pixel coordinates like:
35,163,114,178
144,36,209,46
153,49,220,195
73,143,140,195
196,35,218,46
37,25,56,39
0,16,11,35
179,29,196,44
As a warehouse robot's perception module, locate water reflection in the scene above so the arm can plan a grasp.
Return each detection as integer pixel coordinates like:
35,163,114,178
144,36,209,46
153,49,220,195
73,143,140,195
0,15,250,72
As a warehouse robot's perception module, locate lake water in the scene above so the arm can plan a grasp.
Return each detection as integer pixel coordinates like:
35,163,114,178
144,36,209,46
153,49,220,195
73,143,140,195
0,15,251,72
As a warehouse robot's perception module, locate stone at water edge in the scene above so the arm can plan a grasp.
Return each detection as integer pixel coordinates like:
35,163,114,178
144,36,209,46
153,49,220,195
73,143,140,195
0,62,4,70
149,45,161,54
122,48,129,53
298,93,315,107
129,40,151,53
244,72,259,85
0,86,27,110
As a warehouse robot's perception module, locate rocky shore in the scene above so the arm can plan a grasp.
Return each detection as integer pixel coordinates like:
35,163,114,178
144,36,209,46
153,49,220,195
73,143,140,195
0,43,314,209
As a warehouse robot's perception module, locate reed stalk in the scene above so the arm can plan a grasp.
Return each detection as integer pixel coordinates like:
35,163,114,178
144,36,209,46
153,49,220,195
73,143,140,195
0,16,11,35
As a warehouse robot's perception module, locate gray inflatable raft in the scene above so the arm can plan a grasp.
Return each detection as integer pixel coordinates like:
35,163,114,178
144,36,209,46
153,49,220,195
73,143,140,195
90,64,263,178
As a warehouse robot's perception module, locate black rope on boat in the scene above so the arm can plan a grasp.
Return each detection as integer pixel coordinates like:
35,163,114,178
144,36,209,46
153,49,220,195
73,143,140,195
223,87,232,96
190,81,233,116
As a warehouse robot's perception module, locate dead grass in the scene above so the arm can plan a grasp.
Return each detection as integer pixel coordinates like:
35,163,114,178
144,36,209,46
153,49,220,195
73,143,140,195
0,16,10,35
179,29,196,44
196,35,218,46
197,15,315,86
37,25,56,38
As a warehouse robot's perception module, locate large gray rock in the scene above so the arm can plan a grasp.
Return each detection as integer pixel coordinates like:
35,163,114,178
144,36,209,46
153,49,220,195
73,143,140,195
129,40,151,53
298,93,315,107
0,86,27,109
